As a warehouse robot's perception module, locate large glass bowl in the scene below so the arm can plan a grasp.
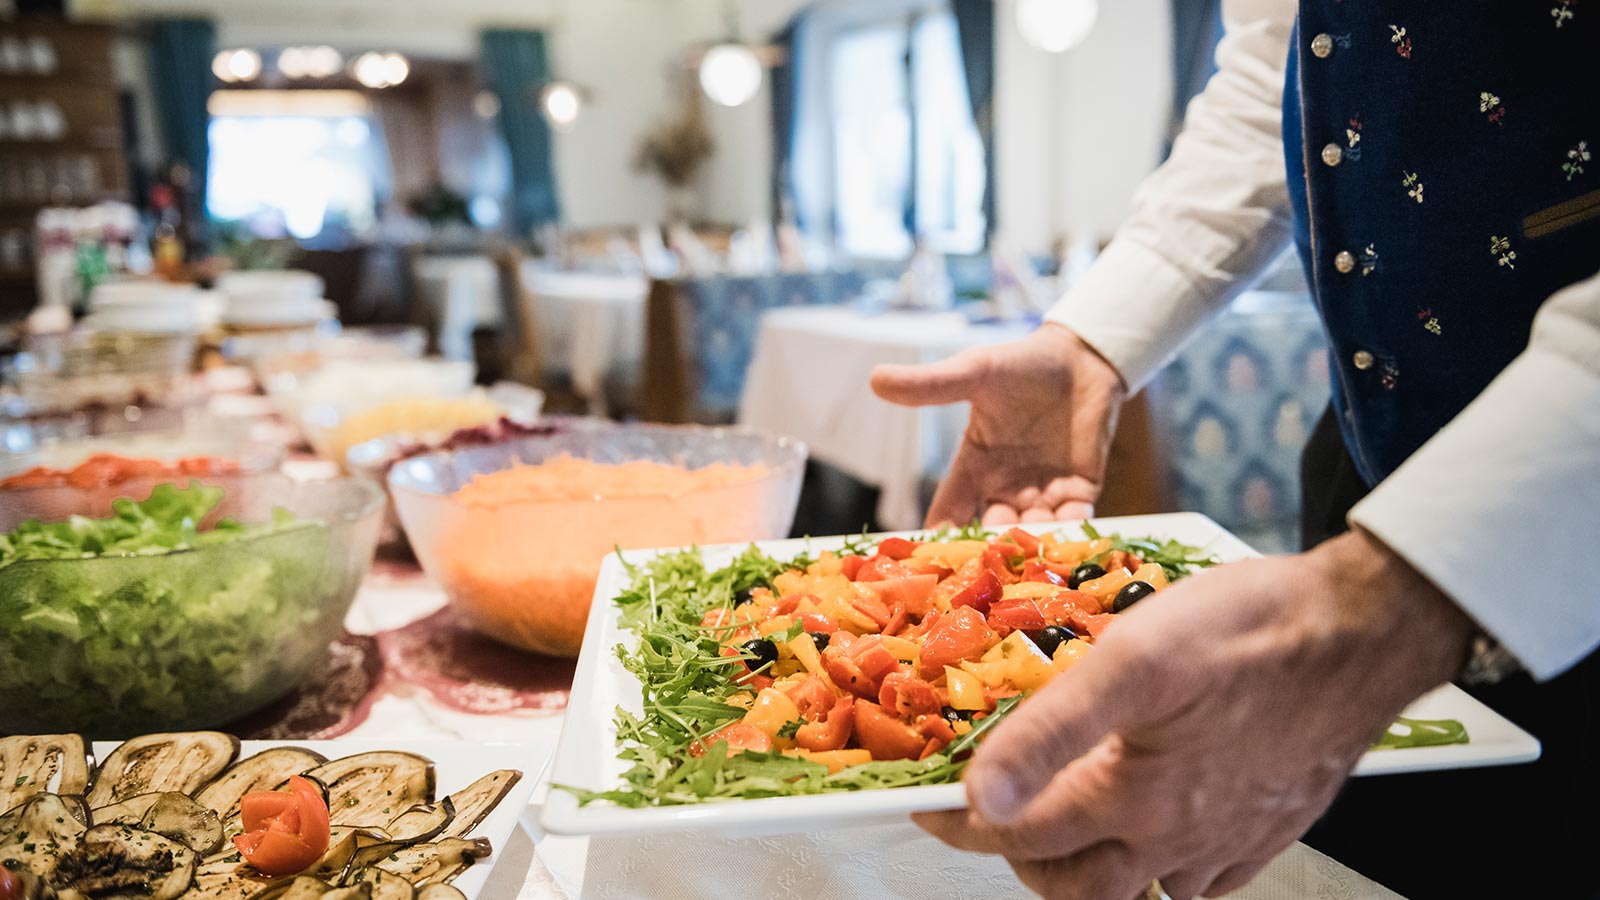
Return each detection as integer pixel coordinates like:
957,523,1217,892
0,474,383,737
388,424,807,657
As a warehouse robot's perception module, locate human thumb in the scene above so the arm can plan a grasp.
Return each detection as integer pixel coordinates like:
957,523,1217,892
870,349,991,408
964,646,1146,823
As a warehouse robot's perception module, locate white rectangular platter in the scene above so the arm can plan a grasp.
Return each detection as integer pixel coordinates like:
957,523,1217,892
540,513,1540,838
90,738,540,898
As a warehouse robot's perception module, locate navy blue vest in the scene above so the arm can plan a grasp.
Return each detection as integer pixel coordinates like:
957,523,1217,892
1284,4,1600,484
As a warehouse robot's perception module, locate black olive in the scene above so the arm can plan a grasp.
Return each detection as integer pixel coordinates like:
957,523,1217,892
733,586,756,607
808,631,831,652
1028,624,1077,658
741,638,778,670
1068,563,1106,589
941,705,973,724
1113,580,1156,613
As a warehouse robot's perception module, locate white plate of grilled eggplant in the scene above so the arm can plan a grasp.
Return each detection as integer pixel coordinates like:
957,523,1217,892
0,733,537,900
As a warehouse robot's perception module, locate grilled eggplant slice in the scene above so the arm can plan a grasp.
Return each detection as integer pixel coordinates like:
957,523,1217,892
414,886,465,900
436,771,520,841
248,875,339,900
303,754,433,829
87,733,239,808
50,824,196,900
352,870,414,900
384,798,454,844
98,793,223,855
0,736,90,813
196,748,328,825
305,827,392,882
0,794,88,878
185,854,277,900
372,838,491,886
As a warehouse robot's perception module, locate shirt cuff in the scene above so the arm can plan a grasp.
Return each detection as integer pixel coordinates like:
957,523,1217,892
1045,239,1222,393
1350,349,1600,681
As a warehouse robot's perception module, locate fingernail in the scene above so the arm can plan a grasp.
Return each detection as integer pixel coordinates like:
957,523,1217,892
971,770,1022,822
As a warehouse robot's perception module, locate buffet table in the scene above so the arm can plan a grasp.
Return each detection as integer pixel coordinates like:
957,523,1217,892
739,307,1034,530
333,564,1404,900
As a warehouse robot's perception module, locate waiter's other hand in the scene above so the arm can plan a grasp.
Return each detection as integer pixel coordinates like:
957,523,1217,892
870,323,1125,527
913,528,1476,900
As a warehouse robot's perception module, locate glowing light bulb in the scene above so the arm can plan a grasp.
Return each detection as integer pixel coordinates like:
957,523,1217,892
698,44,763,107
1016,0,1100,53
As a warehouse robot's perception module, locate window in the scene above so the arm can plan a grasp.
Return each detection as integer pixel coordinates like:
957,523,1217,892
207,90,389,242
818,4,987,259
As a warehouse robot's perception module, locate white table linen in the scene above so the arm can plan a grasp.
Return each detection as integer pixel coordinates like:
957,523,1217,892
519,265,648,415
344,567,1405,900
413,255,504,362
738,307,1032,530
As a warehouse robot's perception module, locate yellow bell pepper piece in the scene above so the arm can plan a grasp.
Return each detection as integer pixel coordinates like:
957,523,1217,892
879,634,920,663
911,539,989,571
743,687,801,739
1051,638,1092,672
785,748,873,774
1002,582,1062,601
1130,562,1168,590
944,665,988,711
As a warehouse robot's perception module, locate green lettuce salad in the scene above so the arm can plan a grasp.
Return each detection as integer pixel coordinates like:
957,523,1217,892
0,483,338,737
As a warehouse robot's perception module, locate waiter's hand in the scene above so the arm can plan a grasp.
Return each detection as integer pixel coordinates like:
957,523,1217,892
870,323,1126,526
914,528,1476,900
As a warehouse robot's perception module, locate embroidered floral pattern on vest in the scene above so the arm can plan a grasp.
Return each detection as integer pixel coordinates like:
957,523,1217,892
1344,115,1364,161
1359,243,1380,276
1564,141,1590,181
1553,0,1577,28
1491,235,1517,269
1402,171,1424,203
1480,92,1507,125
1418,307,1442,336
1389,25,1413,58
1380,360,1400,390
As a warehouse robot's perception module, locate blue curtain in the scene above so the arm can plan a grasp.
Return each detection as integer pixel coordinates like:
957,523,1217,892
1167,0,1225,153
769,20,800,228
951,0,995,239
480,30,561,235
147,19,217,222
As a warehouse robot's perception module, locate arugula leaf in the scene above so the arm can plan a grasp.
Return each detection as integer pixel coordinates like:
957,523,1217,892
1079,521,1220,581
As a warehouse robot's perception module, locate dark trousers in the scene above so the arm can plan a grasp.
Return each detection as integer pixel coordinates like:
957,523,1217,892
1298,406,1600,899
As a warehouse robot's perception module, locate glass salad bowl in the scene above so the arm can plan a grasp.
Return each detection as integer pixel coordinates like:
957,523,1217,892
0,473,383,737
388,424,807,658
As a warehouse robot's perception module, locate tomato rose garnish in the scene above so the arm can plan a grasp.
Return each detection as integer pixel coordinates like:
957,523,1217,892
233,775,330,876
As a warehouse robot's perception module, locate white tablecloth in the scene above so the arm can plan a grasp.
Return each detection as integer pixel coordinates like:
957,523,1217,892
413,255,503,362
519,266,648,414
738,307,1033,530
345,570,1403,900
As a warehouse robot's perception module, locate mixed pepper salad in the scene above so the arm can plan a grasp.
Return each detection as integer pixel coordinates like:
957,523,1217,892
563,523,1221,807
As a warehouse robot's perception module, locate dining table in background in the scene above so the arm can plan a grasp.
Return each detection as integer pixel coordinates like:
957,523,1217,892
518,265,648,416
738,306,1035,530
412,254,504,362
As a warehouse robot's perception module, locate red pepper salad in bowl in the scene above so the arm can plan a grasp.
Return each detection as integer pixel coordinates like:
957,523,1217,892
560,524,1219,807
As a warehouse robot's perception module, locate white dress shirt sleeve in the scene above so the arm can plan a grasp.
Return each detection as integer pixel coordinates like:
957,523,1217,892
1349,269,1600,681
1046,0,1300,392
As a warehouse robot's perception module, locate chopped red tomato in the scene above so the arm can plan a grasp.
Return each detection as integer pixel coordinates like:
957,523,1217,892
1038,590,1103,626
981,547,1021,586
770,595,802,616
233,776,330,876
840,555,868,580
857,574,938,619
986,597,1048,635
919,606,999,677
1103,550,1143,574
798,611,837,633
850,592,892,631
854,701,928,760
1004,528,1041,558
691,722,774,758
795,695,855,751
1069,611,1118,639
1021,559,1069,586
878,670,942,719
783,676,836,719
822,635,900,699
855,554,915,582
0,867,22,900
934,560,1003,615
914,713,959,750
875,537,920,560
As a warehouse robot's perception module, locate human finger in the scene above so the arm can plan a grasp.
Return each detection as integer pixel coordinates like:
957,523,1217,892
981,502,1022,526
911,756,1115,859
1053,500,1094,521
1157,867,1223,900
871,349,991,407
1009,842,1151,900
1200,857,1272,897
925,451,991,527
